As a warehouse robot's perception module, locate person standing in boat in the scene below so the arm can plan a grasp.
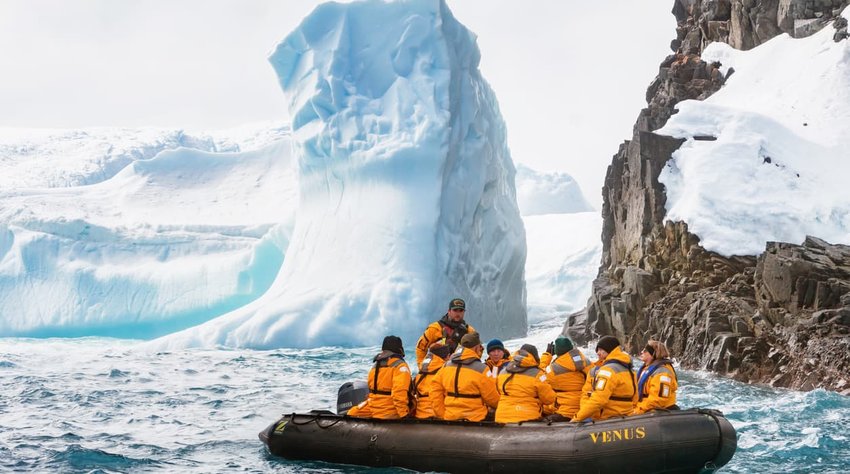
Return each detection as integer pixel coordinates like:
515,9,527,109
485,338,511,377
571,335,637,422
632,340,678,415
539,336,591,422
415,298,475,366
346,335,412,419
494,344,556,423
429,332,500,422
411,341,452,419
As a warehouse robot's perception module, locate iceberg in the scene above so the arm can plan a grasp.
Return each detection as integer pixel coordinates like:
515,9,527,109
155,0,527,349
0,0,534,348
0,133,297,338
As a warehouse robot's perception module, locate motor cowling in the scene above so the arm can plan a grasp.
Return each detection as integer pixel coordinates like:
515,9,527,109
336,380,369,415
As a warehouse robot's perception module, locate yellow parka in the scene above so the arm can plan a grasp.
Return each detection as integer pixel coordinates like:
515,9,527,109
430,347,499,421
485,354,510,378
412,351,448,419
572,346,636,421
543,348,591,418
633,359,678,414
346,351,411,419
538,351,553,369
415,315,475,366
495,350,556,423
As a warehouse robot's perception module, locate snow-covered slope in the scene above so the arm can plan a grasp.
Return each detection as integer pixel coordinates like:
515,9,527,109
0,122,289,190
524,211,601,324
156,0,527,349
657,10,850,256
0,138,296,338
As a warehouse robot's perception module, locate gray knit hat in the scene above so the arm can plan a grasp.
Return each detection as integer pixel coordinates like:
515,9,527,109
460,332,481,349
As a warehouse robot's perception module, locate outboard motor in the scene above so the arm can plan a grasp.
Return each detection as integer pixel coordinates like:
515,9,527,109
336,380,369,415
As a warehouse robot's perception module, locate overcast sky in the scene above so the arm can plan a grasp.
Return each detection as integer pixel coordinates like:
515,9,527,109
0,0,674,207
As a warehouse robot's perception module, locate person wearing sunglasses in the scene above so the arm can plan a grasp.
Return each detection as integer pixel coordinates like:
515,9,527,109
632,340,679,415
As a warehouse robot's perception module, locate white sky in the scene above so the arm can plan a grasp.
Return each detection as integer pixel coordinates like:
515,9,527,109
0,0,674,207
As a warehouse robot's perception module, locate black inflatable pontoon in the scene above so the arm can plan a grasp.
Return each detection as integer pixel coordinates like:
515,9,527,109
259,408,736,473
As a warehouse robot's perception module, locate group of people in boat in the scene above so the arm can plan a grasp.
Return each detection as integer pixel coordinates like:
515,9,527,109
346,298,678,423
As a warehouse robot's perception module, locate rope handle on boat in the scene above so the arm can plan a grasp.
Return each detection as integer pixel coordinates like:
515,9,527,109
697,408,724,417
286,412,344,429
697,407,730,469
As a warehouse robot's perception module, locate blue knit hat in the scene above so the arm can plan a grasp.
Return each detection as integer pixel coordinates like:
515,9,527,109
486,338,509,358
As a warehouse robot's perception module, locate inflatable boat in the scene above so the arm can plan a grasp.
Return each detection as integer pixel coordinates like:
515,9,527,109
259,407,737,473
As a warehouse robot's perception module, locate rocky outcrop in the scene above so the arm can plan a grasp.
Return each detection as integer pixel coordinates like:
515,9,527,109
566,0,850,394
635,236,850,393
672,0,849,53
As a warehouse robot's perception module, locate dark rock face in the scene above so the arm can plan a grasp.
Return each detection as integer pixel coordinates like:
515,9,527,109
632,237,850,394
566,0,850,395
835,16,850,41
673,0,849,52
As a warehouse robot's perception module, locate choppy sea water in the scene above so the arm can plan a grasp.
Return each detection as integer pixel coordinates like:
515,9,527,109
1,322,849,473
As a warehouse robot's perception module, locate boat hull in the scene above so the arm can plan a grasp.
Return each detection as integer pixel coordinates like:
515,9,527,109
259,408,736,473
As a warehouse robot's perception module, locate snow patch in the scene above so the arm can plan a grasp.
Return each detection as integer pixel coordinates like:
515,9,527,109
657,20,850,256
524,212,601,323
0,140,297,338
515,164,594,216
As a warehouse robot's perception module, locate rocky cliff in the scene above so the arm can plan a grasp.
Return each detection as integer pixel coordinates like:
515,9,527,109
566,0,850,394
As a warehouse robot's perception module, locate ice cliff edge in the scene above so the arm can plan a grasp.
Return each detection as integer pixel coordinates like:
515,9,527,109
155,0,527,348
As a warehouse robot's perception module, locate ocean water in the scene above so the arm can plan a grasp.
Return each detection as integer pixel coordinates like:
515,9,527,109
1,322,848,473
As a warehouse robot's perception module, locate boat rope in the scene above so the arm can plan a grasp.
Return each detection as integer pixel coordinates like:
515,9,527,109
289,413,343,429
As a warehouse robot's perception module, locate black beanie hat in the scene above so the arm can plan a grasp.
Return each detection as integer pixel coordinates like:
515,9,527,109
519,343,540,363
595,335,620,354
382,335,404,356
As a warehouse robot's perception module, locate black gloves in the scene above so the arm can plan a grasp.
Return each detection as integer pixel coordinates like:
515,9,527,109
546,342,555,354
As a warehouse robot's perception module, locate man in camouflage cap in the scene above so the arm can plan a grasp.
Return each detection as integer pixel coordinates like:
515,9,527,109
415,298,476,366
